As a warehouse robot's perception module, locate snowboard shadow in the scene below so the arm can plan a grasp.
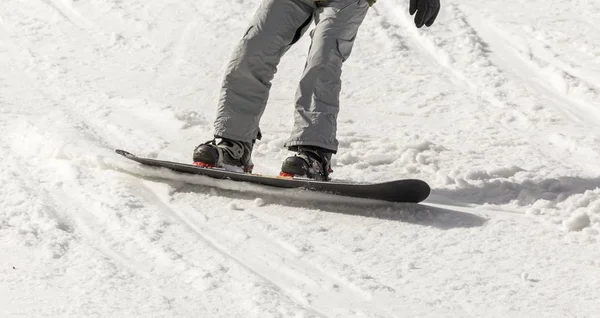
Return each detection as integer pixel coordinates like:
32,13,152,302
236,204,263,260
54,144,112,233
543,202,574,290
111,165,486,229
175,183,487,230
431,176,600,207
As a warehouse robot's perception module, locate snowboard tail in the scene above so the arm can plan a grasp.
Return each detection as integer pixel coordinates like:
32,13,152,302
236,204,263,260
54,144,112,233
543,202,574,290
115,149,430,203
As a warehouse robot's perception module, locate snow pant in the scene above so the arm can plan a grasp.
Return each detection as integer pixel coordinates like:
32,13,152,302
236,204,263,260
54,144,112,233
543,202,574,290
213,0,370,153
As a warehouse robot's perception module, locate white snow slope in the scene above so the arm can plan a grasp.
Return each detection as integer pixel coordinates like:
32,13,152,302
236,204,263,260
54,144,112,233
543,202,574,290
1,0,600,316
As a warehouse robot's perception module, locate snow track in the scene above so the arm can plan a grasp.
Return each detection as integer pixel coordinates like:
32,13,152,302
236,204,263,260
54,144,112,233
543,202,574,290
2,0,600,316
144,183,395,317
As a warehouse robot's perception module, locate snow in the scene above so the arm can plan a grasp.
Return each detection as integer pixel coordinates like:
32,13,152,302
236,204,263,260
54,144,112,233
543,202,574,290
1,0,600,316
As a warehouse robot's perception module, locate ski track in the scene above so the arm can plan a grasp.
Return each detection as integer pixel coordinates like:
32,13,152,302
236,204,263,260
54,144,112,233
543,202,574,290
458,4,600,127
2,0,600,316
373,0,600,212
143,182,380,317
0,142,177,316
40,0,94,29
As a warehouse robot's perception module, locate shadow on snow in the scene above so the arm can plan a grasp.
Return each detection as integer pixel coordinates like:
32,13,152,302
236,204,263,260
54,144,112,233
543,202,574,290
172,181,488,230
112,163,487,229
432,176,600,206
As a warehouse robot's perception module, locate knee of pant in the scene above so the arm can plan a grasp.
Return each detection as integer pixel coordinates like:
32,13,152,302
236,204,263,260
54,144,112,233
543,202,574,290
310,25,358,62
242,26,288,56
308,36,347,66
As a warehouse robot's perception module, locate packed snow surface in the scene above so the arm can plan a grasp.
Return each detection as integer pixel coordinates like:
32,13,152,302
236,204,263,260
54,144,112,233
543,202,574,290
1,0,600,316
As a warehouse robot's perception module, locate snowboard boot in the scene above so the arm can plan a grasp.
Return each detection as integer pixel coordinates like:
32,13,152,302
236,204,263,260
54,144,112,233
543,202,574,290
280,146,333,181
193,138,254,173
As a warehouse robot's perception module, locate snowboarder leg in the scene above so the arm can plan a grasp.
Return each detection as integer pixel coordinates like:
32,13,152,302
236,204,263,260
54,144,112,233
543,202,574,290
194,0,315,172
213,0,315,143
281,0,370,180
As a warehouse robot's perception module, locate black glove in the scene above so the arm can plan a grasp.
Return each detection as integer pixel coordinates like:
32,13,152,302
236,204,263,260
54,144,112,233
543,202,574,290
409,0,440,28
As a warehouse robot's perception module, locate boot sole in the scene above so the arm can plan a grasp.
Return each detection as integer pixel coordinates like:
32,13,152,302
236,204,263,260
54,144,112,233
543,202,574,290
281,158,309,177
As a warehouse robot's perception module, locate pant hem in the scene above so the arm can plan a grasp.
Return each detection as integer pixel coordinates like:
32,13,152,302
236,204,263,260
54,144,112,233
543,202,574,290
214,131,254,144
284,139,338,154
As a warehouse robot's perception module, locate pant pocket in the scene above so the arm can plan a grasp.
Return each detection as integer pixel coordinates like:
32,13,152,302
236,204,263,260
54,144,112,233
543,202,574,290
243,25,254,38
336,37,355,62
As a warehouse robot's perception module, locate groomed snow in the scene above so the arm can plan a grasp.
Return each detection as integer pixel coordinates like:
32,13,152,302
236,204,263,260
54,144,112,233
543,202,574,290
1,0,599,316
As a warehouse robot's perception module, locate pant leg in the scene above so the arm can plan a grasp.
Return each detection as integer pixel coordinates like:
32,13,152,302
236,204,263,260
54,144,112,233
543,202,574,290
214,0,315,143
285,0,369,153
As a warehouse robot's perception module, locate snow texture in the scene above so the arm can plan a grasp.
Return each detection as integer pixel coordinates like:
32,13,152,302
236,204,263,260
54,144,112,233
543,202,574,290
1,0,599,316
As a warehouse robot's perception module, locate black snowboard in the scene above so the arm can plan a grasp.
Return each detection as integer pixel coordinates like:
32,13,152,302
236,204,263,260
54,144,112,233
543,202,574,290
116,149,430,203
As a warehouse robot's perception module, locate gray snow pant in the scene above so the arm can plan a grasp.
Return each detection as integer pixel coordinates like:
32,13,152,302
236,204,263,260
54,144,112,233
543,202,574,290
213,0,370,153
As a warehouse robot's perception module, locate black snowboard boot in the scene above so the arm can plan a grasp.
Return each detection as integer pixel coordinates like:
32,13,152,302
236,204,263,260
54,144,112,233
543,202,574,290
193,138,254,173
280,146,333,181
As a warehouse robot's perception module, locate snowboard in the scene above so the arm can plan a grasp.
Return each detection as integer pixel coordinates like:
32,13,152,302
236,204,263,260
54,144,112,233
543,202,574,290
115,149,431,203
